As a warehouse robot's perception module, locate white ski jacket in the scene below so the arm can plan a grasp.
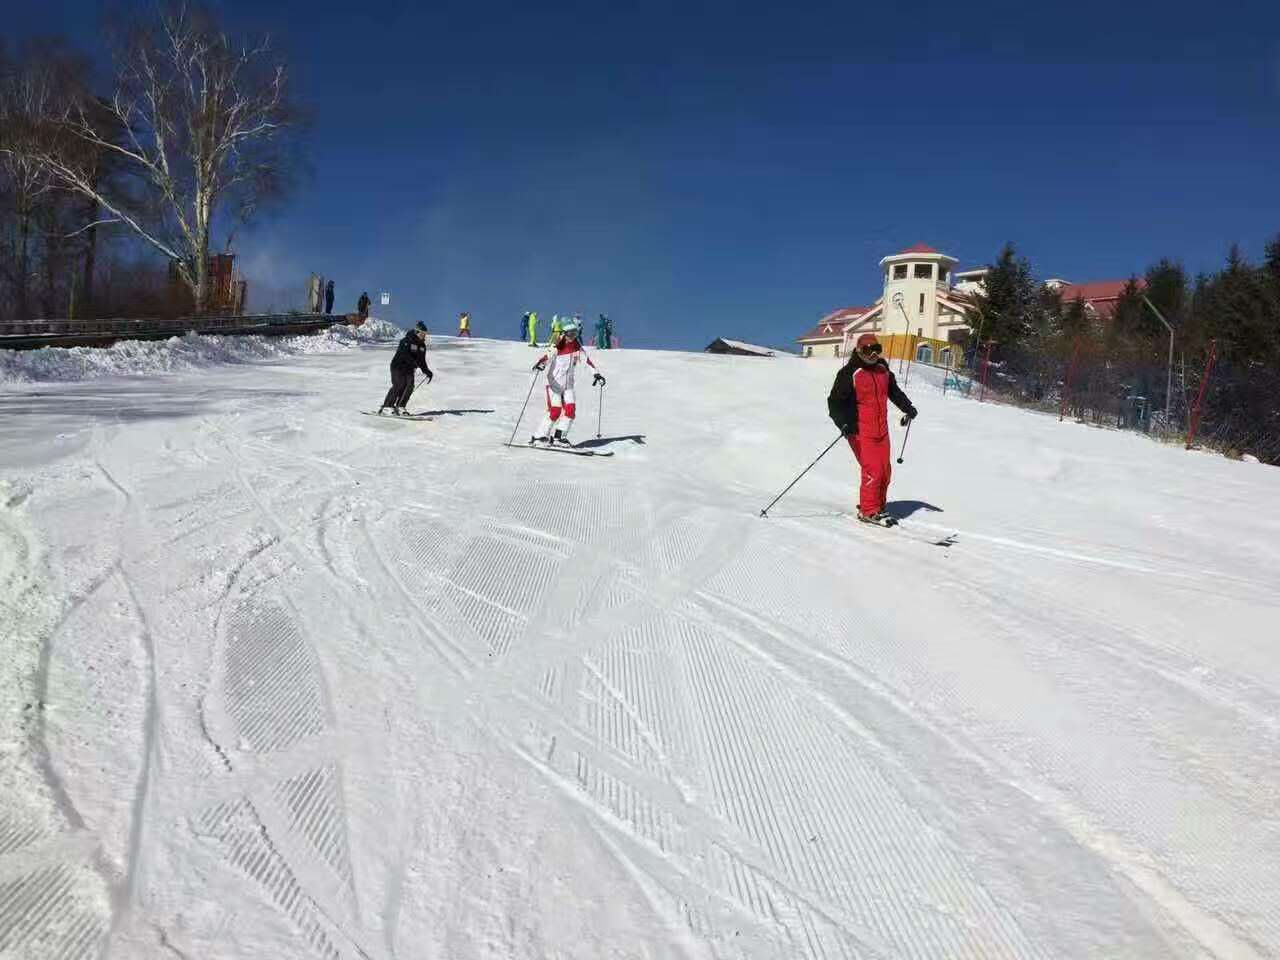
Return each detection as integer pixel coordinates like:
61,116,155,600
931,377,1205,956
541,339,598,393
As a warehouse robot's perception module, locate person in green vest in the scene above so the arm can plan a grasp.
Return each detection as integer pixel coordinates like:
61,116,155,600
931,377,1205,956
527,310,539,346
596,314,609,349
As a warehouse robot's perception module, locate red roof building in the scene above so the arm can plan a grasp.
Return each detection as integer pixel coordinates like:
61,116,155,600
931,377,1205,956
797,307,872,357
797,242,1143,362
1050,278,1143,320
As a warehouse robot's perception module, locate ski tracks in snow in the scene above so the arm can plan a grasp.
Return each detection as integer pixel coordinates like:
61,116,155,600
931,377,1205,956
5,342,1280,958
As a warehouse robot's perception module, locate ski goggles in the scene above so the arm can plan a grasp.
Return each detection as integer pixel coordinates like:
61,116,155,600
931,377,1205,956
859,342,883,355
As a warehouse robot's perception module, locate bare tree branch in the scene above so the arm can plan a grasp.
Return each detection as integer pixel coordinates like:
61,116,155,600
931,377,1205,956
24,1,298,313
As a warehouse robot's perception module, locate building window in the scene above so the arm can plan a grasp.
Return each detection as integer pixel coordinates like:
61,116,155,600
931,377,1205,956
940,347,952,366
939,268,949,283
913,263,933,279
916,343,933,364
918,293,925,314
834,344,841,357
804,345,812,357
893,264,908,280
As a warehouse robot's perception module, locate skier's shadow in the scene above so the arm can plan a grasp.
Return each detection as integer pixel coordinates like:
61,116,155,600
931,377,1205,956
883,500,943,520
414,408,495,416
574,434,647,449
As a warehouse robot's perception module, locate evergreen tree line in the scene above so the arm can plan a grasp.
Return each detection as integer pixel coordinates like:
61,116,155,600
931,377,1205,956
963,239,1280,463
0,3,300,325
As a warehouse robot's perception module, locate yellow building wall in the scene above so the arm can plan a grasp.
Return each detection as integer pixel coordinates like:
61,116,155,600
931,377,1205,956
879,332,961,368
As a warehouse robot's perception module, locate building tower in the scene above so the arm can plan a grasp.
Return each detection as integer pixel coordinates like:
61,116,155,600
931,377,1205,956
878,243,959,343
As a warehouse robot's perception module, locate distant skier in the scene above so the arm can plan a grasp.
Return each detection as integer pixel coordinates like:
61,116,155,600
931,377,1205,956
521,312,530,340
527,311,539,346
380,321,434,415
827,333,917,525
596,314,608,349
324,280,335,315
358,291,371,320
550,314,563,342
605,315,614,348
458,311,472,337
529,317,605,445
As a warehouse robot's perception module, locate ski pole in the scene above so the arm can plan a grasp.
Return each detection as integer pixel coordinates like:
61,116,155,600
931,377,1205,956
896,418,913,464
759,432,845,518
506,368,541,446
596,381,604,438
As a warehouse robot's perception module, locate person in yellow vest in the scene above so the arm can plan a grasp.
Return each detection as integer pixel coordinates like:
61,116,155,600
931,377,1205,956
527,311,539,346
550,314,563,342
458,311,471,337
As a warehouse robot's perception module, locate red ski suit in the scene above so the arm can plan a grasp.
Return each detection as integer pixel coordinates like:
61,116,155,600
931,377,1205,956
827,356,916,516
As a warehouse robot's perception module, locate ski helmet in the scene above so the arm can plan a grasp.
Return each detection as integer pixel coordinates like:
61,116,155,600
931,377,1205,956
561,317,581,335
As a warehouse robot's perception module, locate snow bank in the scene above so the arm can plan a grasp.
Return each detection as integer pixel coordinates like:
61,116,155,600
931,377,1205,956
0,316,402,385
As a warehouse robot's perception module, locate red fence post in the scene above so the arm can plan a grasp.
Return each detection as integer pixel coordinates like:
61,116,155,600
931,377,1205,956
1185,338,1217,450
1059,337,1081,422
979,341,994,403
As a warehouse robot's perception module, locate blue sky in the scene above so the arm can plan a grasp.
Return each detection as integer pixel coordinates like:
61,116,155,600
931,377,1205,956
11,1,1280,348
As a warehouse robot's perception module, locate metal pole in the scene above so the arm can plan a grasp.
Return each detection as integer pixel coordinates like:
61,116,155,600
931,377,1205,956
896,419,913,464
1141,294,1176,427
506,368,541,446
759,433,846,518
596,381,604,438
1185,338,1217,451
892,293,909,375
895,298,918,385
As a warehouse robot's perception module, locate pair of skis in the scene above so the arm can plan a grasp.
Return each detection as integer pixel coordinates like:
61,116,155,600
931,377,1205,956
852,515,957,547
503,441,612,458
363,410,612,456
361,410,433,421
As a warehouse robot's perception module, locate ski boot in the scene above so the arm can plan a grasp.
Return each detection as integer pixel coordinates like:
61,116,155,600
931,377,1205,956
552,430,571,447
856,511,896,527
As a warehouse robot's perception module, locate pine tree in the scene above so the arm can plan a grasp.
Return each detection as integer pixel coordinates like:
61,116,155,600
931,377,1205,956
1109,277,1150,349
969,242,1039,355
1145,258,1189,328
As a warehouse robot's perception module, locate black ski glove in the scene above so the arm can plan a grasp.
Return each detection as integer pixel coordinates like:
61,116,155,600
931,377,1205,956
900,407,917,426
593,373,606,386
532,358,546,371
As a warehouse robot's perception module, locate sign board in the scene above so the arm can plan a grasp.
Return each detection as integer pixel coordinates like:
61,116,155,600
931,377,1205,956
380,292,390,306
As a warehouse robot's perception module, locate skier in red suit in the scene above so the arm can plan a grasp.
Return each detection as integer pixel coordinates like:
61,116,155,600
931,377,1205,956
827,333,918,525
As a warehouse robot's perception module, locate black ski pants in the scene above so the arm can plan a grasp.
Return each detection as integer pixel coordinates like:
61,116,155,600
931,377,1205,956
382,364,416,409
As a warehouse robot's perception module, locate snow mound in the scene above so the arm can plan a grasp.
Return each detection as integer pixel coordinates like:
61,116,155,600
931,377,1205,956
0,317,402,385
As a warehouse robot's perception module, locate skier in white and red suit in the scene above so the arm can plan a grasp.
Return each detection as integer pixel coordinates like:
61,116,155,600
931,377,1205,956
529,317,606,445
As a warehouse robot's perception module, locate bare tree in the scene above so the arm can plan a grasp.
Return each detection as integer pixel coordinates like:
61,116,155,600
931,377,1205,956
0,53,64,321
35,3,297,313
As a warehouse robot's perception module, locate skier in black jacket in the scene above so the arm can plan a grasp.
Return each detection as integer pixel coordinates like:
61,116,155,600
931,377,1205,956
380,322,433,415
827,333,917,524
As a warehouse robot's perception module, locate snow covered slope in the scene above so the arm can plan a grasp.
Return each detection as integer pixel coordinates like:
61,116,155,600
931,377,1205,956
1,336,1277,959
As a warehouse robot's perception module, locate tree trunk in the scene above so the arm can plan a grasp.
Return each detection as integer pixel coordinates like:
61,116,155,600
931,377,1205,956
41,228,58,320
193,185,211,315
194,246,208,315
16,206,31,322
82,193,98,315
